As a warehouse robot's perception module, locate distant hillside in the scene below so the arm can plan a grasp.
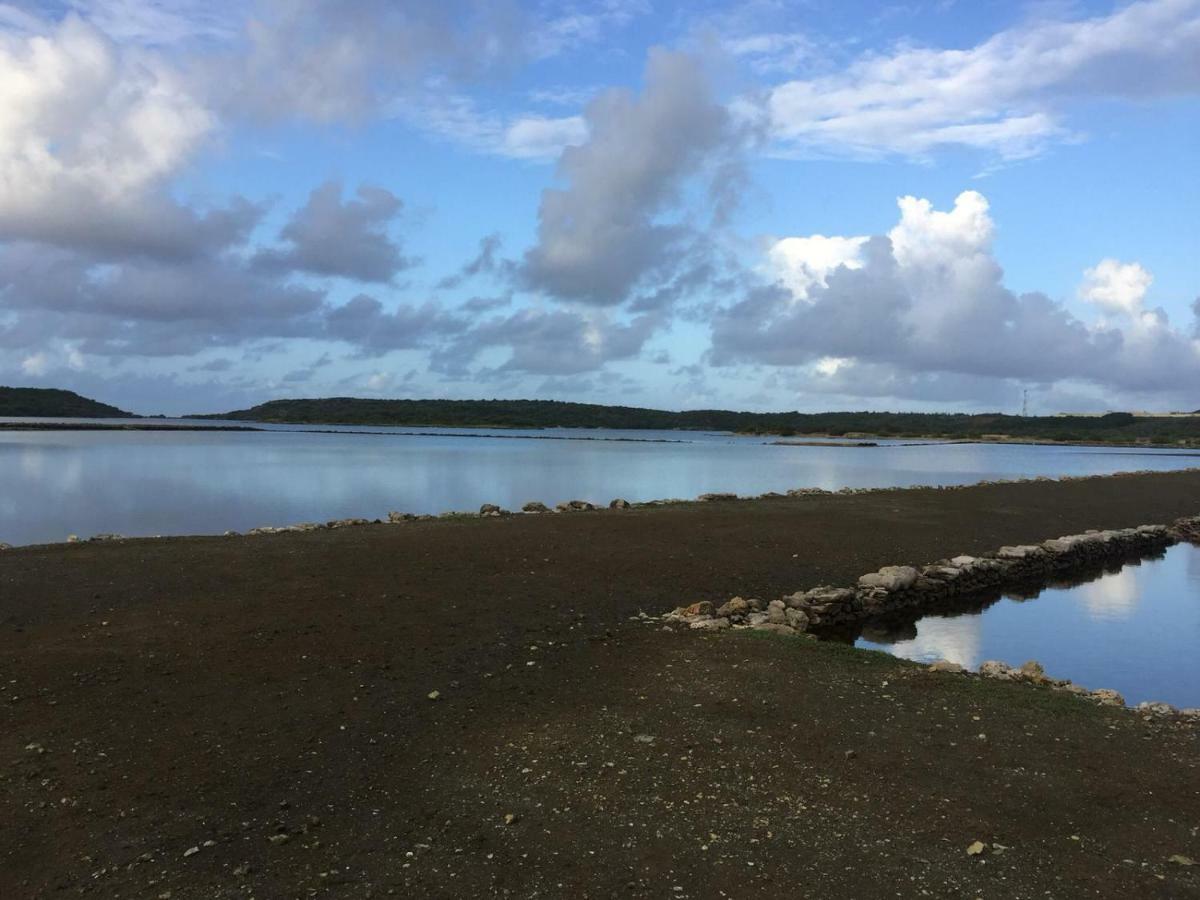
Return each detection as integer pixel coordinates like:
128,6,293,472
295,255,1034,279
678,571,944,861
0,386,133,418
197,398,1200,445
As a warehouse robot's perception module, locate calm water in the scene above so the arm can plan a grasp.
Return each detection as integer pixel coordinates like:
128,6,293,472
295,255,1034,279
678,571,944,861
856,543,1200,707
0,417,1197,546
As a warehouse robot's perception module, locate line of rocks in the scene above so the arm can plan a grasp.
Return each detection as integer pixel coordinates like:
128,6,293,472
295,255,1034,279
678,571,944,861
925,659,1200,722
664,515,1200,713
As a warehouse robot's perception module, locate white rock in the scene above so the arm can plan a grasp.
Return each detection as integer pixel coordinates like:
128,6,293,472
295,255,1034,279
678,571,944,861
857,566,919,592
689,617,730,631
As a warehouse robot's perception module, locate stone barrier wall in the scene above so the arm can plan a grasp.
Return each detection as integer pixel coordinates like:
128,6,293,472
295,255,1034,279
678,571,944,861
663,514,1200,718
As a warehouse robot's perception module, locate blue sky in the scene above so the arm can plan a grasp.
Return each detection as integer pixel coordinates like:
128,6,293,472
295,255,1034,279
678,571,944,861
0,0,1197,414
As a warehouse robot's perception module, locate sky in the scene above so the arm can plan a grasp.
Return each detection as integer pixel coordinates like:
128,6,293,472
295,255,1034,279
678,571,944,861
0,0,1197,416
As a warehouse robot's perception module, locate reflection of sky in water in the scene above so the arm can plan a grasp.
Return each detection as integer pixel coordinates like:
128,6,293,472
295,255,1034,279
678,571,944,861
858,544,1200,708
0,425,1197,547
1077,568,1140,621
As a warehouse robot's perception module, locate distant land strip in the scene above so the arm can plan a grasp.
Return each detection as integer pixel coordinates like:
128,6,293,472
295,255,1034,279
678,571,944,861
3,387,1199,446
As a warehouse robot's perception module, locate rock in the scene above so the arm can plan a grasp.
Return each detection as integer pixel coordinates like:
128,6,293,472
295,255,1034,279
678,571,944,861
633,733,655,744
1090,688,1125,707
327,518,370,529
521,501,550,513
697,492,738,502
690,617,730,631
979,660,1015,680
1042,538,1076,553
387,511,417,523
716,597,749,618
681,601,714,617
1169,855,1196,866
929,660,965,674
1018,660,1047,683
966,841,987,856
785,608,809,630
427,690,441,701
805,586,857,606
183,846,200,858
503,813,518,826
479,504,508,517
857,566,919,592
268,834,290,845
609,498,631,509
66,535,79,543
997,545,1041,559
555,499,596,512
746,612,769,627
949,555,977,568
1179,707,1200,720
1136,700,1178,717
89,533,124,542
0,543,11,551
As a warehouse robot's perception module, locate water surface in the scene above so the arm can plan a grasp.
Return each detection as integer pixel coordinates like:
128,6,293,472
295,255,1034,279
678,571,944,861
855,543,1200,707
1,418,1196,546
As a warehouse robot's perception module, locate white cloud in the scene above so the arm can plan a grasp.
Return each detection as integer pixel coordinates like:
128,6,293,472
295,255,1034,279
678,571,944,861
502,115,588,160
763,0,1200,160
396,93,587,161
724,31,815,74
0,16,216,252
714,189,1200,398
0,16,211,197
20,350,48,376
1080,258,1154,318
768,234,868,300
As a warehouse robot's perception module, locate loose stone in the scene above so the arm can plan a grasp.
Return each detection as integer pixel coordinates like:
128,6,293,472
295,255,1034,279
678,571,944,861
929,660,965,674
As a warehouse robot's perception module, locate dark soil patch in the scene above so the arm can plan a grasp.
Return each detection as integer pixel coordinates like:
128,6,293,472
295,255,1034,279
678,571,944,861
2,472,1199,897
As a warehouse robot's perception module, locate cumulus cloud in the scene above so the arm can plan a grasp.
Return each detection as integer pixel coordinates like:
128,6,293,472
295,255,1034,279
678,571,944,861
767,235,868,300
761,0,1200,160
711,190,1200,396
522,49,735,305
324,294,462,355
0,241,327,356
0,15,226,257
1080,259,1154,318
253,182,413,283
436,308,661,375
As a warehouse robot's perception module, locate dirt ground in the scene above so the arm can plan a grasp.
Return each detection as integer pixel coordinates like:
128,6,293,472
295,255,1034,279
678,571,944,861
2,471,1199,898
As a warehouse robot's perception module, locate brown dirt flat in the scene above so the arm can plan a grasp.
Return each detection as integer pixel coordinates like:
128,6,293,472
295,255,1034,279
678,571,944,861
2,471,1199,898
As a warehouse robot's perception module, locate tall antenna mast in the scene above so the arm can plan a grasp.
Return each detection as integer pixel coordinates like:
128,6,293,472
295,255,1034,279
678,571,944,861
1022,388,1029,418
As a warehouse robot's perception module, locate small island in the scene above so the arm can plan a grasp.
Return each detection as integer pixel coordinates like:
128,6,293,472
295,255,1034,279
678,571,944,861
198,397,1200,447
0,386,133,419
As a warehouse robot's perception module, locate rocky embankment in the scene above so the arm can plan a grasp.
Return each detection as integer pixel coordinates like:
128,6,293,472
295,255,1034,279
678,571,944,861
665,515,1200,716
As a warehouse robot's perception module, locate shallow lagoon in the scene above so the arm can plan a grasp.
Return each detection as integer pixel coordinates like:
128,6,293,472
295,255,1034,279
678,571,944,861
1,417,1197,546
856,543,1200,708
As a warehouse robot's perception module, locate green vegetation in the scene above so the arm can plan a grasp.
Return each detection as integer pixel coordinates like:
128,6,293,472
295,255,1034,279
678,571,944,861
197,398,1200,446
0,386,132,418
